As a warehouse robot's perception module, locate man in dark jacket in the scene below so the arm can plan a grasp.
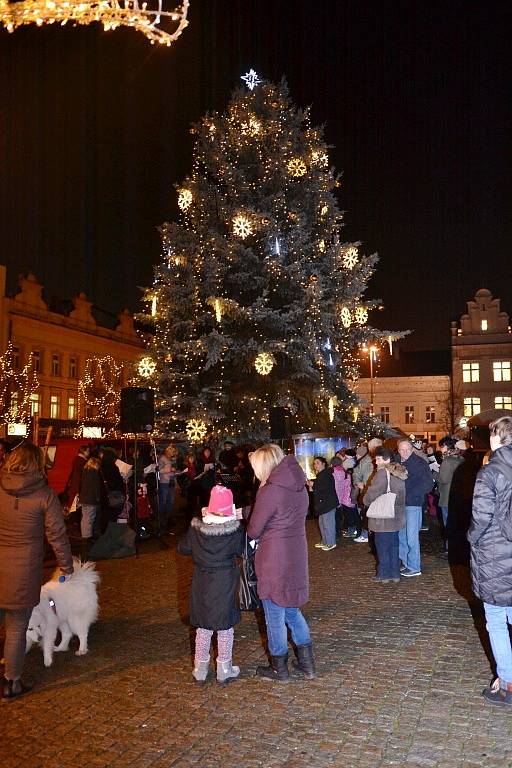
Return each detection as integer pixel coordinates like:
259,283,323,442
397,439,434,577
468,416,512,706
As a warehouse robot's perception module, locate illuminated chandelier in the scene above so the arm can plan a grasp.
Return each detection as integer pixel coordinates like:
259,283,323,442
0,0,190,46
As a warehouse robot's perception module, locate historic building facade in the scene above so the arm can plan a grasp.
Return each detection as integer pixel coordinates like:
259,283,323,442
0,265,146,430
354,288,512,443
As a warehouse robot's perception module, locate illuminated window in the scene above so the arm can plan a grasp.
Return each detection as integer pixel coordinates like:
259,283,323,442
464,397,481,417
32,350,41,372
493,361,511,382
30,393,40,415
10,391,19,416
68,396,76,420
379,406,390,424
425,405,436,424
405,405,415,424
12,346,20,370
69,357,77,379
51,354,60,376
481,319,488,331
495,396,512,410
462,362,479,382
50,395,60,419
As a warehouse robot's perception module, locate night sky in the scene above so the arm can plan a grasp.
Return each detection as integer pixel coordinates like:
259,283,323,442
1,0,511,350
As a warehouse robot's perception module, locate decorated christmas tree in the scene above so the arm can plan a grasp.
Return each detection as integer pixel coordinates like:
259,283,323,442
138,73,403,441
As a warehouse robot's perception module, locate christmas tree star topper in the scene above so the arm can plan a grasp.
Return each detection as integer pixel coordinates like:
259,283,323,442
241,69,261,90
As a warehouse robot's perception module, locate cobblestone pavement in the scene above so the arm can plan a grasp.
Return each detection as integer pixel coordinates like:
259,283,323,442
3,518,512,768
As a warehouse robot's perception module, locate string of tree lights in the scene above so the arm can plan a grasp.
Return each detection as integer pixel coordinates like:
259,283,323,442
137,73,405,441
0,342,39,425
77,355,123,435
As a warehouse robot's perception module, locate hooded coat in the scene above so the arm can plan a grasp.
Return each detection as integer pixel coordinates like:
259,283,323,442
247,455,309,607
467,444,512,606
178,516,244,630
0,469,73,609
363,463,408,533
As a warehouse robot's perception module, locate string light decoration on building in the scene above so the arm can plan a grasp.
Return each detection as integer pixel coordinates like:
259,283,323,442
232,214,253,239
0,0,190,45
78,356,123,429
177,188,193,211
254,351,275,376
138,356,157,378
0,343,39,424
136,75,405,439
186,418,207,442
342,246,359,270
287,158,307,177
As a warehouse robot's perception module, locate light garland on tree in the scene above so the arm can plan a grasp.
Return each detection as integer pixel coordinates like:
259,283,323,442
254,351,275,376
0,0,190,45
78,356,123,429
328,396,337,423
186,418,208,442
311,149,328,167
340,307,352,328
0,343,39,424
241,116,262,136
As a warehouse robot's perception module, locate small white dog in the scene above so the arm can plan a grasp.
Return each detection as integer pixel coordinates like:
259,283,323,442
26,558,100,667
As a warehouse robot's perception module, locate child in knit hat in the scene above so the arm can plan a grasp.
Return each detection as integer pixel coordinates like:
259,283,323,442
177,486,244,684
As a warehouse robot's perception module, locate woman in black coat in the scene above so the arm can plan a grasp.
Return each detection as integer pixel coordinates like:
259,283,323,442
467,416,512,706
309,456,339,551
178,490,244,685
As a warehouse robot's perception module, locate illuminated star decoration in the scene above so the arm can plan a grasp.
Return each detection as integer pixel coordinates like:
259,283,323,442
241,69,262,91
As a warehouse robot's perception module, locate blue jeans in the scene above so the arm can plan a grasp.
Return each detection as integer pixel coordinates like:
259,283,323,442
440,505,448,528
158,482,175,533
374,531,400,579
318,508,337,546
398,506,422,572
484,603,512,684
261,598,311,656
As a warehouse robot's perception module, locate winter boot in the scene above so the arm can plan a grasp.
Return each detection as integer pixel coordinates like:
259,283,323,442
216,660,240,684
292,643,316,679
482,677,512,706
192,657,210,684
255,653,290,682
1,678,33,702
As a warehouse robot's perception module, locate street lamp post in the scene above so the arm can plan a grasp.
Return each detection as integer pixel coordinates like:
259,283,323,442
362,344,378,415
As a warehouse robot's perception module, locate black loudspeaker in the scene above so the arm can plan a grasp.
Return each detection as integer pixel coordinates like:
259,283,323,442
269,407,292,440
120,387,155,433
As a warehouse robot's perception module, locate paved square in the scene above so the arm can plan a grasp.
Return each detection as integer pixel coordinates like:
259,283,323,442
2,521,512,768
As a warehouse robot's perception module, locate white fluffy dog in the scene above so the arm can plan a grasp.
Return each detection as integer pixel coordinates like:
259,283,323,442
26,558,100,667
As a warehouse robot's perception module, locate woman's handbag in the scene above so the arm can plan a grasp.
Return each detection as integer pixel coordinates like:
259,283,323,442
239,534,260,611
366,470,396,519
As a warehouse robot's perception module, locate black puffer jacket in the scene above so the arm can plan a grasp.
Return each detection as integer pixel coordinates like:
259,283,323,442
467,444,512,605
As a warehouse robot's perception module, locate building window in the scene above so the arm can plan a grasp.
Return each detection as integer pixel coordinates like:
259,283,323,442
425,405,436,424
32,350,40,372
10,391,19,416
462,362,479,383
405,405,415,424
379,406,390,424
464,397,481,417
430,434,437,443
50,395,60,419
12,346,20,370
30,393,40,415
51,354,60,376
481,319,488,331
69,357,77,379
68,396,76,420
495,396,512,410
493,361,511,382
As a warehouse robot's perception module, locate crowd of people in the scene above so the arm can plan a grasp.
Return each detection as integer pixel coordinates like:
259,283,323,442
1,418,512,707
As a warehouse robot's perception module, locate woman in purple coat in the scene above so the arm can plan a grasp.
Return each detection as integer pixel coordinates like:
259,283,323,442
248,444,315,682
